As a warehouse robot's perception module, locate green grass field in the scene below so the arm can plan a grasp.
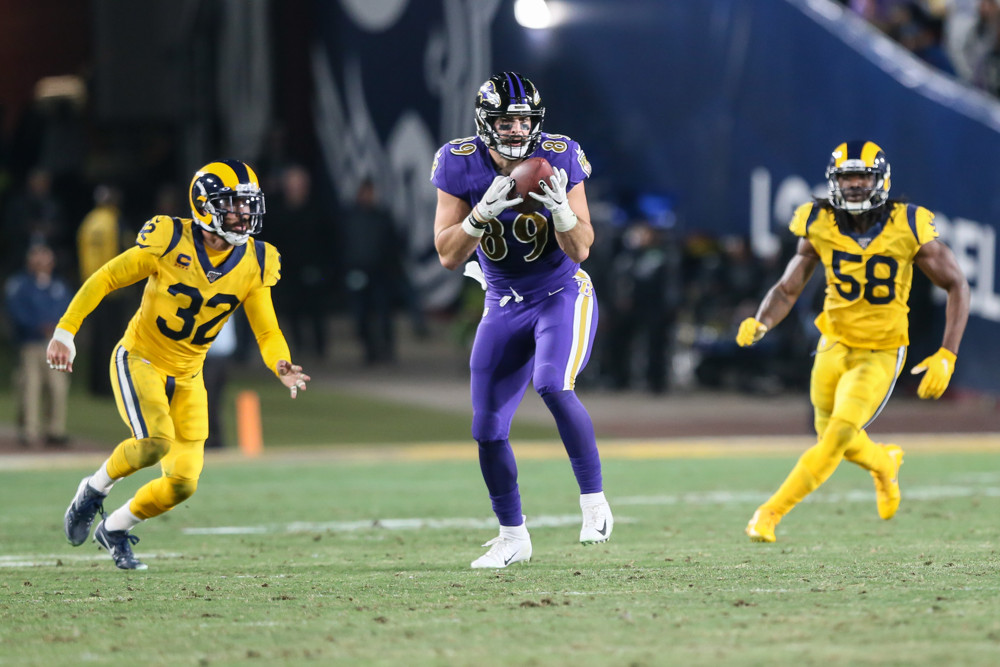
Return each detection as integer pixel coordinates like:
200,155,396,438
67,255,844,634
2,440,998,666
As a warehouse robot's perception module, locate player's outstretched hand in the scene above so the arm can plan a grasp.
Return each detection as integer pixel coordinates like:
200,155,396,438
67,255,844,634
475,175,521,222
46,328,76,373
736,318,768,347
277,360,310,399
910,347,956,400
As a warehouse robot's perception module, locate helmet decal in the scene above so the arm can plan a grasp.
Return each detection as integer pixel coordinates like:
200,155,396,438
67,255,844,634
478,81,502,109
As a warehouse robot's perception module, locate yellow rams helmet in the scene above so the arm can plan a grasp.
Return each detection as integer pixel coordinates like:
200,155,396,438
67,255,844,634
825,140,891,214
189,159,265,246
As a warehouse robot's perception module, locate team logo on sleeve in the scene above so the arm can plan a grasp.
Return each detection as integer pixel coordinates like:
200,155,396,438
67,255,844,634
577,147,592,176
430,150,441,180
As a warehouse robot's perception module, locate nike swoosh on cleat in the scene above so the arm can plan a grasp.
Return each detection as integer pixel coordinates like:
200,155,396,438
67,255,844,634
503,551,520,566
597,520,607,536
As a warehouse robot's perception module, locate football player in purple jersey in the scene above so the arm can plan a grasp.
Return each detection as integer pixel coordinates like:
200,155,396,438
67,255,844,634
431,71,613,568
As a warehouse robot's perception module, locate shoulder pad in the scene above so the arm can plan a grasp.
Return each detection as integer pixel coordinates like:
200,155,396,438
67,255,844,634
253,240,282,288
907,204,939,245
135,216,183,256
788,202,819,237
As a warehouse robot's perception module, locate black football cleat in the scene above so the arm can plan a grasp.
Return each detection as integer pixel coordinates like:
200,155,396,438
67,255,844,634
64,476,107,546
94,520,148,570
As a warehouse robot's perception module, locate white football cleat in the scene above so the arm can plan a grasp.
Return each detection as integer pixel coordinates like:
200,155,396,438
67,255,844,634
470,535,532,569
580,500,613,545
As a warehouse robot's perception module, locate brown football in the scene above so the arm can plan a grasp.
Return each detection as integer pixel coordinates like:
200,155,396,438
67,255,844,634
509,157,555,214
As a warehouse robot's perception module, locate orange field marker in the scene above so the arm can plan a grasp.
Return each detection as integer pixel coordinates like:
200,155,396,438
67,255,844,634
236,390,263,457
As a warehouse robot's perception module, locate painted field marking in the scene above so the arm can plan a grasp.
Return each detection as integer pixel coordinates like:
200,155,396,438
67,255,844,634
0,552,182,568
178,483,1000,537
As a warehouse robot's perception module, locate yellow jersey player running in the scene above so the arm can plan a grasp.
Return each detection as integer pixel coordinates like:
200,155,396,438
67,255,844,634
48,160,311,569
736,141,969,543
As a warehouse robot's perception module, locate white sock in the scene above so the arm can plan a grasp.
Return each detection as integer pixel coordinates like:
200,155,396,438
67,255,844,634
580,491,607,508
499,516,530,540
87,460,118,495
104,502,143,533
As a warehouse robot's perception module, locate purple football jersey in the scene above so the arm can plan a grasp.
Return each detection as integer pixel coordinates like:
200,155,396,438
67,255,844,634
430,133,593,296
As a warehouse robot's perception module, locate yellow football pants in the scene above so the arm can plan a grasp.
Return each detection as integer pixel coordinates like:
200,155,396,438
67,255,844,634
107,342,207,520
762,339,905,516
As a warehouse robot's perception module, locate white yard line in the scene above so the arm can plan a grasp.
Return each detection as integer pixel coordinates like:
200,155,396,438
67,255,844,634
5,483,996,568
178,484,1000,536
0,552,183,568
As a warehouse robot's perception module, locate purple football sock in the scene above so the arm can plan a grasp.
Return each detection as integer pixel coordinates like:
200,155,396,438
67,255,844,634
542,390,603,493
478,439,523,526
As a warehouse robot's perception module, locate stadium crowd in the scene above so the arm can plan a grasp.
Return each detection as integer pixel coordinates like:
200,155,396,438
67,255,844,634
840,0,1000,96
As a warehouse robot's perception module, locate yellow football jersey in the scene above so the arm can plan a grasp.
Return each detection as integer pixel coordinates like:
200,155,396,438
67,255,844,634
790,201,938,349
60,216,282,376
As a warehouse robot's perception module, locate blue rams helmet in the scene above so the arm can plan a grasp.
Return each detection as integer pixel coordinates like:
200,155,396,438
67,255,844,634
189,159,265,246
474,72,545,160
825,140,891,214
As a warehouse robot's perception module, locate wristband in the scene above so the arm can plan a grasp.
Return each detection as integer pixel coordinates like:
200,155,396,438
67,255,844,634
470,207,491,226
52,327,75,346
553,211,578,233
52,327,77,363
462,214,486,238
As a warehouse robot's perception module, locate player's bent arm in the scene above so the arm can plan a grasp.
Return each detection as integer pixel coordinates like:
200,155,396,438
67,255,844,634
57,247,157,335
553,182,594,263
244,286,310,398
47,248,158,372
755,238,820,330
914,239,970,354
243,286,292,376
434,189,482,271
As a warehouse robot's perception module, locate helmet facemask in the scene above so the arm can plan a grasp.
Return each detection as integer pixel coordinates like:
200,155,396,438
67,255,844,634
825,142,890,214
474,72,546,160
475,107,545,160
200,188,265,246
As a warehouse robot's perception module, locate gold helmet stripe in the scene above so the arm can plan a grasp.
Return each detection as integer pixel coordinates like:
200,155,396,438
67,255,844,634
860,141,884,167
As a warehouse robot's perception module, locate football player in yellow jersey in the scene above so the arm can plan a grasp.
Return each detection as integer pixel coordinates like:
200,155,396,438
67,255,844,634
736,141,969,543
47,160,311,569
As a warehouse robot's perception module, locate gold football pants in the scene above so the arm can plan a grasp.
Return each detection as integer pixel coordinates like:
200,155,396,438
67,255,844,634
762,339,905,515
107,342,207,519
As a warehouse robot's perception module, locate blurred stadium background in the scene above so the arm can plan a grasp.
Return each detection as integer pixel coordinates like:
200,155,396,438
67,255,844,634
1,0,998,452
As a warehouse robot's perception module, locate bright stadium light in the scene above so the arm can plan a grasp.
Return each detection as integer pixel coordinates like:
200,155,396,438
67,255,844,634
514,0,552,30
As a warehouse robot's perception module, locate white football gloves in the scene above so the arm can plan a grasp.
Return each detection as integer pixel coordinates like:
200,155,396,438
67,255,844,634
529,168,577,232
474,175,522,223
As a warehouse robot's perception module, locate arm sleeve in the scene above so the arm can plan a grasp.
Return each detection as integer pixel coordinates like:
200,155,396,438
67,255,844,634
243,285,291,377
57,246,157,335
